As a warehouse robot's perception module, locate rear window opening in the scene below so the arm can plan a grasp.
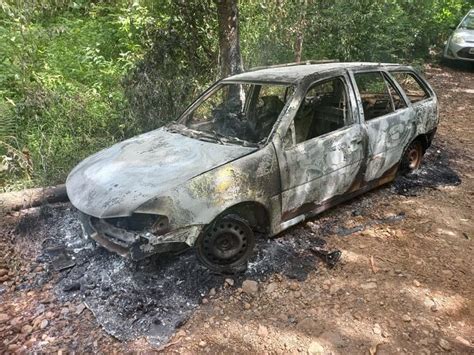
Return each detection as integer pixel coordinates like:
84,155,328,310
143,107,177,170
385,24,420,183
391,72,431,104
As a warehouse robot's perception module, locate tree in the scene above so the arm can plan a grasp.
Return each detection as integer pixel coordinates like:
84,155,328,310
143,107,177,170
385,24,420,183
215,0,243,78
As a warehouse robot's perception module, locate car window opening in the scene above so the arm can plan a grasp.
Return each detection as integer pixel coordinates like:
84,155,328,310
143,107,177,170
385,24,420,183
175,83,294,146
287,77,351,146
391,72,431,104
354,71,407,121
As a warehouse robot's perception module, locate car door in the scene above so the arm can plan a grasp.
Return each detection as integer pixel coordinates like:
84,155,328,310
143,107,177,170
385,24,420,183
389,70,438,134
350,70,414,182
276,74,367,222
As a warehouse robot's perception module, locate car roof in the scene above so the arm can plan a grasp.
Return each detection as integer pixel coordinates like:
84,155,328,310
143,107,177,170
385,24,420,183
223,62,405,84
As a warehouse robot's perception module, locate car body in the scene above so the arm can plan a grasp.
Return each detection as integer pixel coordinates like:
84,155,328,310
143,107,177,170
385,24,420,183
66,62,438,272
443,9,474,62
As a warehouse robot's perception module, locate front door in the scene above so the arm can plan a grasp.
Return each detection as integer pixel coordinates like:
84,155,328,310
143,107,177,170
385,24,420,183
276,75,366,221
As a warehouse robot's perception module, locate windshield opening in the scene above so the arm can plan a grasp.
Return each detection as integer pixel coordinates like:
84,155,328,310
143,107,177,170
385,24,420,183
174,82,294,146
460,12,474,30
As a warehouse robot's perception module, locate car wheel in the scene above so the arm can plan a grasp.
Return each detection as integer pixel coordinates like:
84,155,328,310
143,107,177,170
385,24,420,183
400,140,424,174
196,215,255,274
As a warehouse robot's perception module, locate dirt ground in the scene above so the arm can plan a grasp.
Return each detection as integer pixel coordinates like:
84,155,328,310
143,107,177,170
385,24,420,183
0,64,473,354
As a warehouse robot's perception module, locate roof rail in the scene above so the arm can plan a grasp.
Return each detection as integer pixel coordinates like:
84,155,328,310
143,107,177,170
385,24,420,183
247,59,339,72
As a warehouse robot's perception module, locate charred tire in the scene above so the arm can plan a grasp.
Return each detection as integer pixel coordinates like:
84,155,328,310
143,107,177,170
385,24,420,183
400,140,424,175
196,215,255,274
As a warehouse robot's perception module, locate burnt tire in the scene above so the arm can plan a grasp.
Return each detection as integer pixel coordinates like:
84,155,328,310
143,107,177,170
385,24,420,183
196,215,255,274
400,140,424,175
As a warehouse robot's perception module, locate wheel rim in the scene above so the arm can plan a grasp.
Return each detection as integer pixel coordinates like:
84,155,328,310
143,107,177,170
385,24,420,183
200,219,251,266
407,143,423,170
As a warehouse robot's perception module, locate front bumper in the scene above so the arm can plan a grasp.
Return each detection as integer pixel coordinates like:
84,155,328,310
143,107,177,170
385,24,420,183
444,41,474,62
78,212,202,260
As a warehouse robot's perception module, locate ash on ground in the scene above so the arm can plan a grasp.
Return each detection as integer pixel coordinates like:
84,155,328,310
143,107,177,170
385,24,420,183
15,205,325,347
392,142,461,196
12,142,461,347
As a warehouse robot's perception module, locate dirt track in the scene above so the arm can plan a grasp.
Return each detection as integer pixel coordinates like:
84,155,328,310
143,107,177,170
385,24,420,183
0,64,473,354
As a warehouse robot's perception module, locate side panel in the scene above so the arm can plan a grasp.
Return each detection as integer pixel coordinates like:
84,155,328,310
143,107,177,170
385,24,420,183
278,124,366,218
135,144,281,239
363,109,415,181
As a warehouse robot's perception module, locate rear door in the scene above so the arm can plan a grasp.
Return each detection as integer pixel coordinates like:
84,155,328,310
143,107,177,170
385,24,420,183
350,70,414,182
276,74,366,221
389,71,438,134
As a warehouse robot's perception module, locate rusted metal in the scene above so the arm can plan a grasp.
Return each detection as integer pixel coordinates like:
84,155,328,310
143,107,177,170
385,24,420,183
66,62,439,268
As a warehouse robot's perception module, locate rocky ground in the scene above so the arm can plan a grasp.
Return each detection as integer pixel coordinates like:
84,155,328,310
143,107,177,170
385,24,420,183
0,64,473,354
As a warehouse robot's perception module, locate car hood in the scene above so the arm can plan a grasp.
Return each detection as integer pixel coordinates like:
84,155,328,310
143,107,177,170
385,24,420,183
454,28,474,41
66,128,256,218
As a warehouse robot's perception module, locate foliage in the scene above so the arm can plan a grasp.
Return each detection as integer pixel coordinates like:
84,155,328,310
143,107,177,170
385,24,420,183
0,0,471,190
240,0,472,66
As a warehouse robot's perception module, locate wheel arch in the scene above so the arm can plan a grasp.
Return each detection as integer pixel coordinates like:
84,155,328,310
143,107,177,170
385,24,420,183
211,201,271,235
413,132,433,153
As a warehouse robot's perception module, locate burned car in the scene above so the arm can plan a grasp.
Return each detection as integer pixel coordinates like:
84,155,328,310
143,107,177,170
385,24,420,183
67,62,438,273
443,9,474,64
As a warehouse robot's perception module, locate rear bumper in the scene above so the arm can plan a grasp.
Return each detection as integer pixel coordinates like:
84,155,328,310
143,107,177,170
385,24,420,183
78,211,202,260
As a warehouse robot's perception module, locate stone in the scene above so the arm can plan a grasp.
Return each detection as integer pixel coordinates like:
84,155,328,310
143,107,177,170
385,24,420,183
7,344,19,352
40,319,49,330
419,338,429,346
209,288,216,297
439,338,451,351
431,304,438,312
308,341,324,355
176,330,186,338
413,280,421,287
0,269,8,277
243,302,251,310
373,323,382,335
265,282,277,294
0,313,9,324
360,282,377,290
225,278,234,287
455,336,470,347
75,303,86,315
288,283,300,291
21,324,33,334
402,314,411,322
257,325,269,337
202,298,209,305
198,340,207,348
296,317,324,335
10,316,22,328
329,284,342,295
242,280,259,295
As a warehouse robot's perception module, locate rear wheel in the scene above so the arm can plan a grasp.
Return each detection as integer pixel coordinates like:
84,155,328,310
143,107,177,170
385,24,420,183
400,140,424,174
196,215,255,274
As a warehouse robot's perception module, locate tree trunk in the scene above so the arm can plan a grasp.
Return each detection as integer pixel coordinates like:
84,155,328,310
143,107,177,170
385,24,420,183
0,184,68,213
215,0,243,78
294,33,304,62
294,0,307,63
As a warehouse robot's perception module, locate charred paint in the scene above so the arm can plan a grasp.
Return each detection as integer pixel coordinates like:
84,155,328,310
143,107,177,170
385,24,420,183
66,62,438,262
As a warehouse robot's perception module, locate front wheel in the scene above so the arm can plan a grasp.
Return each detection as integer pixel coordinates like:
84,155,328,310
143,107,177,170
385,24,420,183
400,140,424,174
195,215,255,274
